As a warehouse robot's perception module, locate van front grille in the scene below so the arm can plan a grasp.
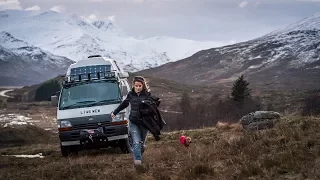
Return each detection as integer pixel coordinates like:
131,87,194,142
72,121,111,130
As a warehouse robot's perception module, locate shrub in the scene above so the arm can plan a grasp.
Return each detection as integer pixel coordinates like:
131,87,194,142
302,93,320,116
35,80,60,101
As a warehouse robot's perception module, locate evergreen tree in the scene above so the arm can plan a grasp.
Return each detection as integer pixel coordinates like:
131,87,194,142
35,80,61,101
231,74,251,103
302,93,320,116
180,91,192,115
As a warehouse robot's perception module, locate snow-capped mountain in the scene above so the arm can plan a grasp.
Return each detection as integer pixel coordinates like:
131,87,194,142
0,10,225,72
139,12,320,90
0,31,73,86
144,36,226,61
267,12,320,36
92,20,126,37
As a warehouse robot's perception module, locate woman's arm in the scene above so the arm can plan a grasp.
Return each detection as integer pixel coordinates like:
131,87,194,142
112,93,131,116
149,94,161,107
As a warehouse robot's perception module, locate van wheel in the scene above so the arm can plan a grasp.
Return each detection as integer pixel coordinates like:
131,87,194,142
60,144,79,157
119,135,133,154
61,146,69,157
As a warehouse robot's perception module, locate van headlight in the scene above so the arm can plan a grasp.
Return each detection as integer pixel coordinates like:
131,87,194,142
58,120,72,128
57,120,72,132
113,113,124,122
112,113,128,125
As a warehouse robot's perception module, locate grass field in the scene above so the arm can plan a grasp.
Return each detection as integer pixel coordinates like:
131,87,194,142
1,115,320,180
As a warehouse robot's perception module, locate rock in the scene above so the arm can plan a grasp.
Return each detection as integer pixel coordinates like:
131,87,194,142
18,104,29,110
240,111,281,131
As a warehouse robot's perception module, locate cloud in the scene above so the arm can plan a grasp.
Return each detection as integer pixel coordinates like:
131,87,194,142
50,5,65,13
82,13,116,23
81,14,98,22
239,1,248,8
296,0,320,2
254,2,261,7
89,0,145,2
133,0,145,4
0,0,22,11
229,39,237,44
25,5,40,11
87,14,98,21
108,15,116,22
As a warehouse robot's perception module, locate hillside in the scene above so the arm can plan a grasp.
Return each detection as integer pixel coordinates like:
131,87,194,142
9,73,224,111
138,12,320,90
1,116,320,179
9,75,65,101
8,71,318,117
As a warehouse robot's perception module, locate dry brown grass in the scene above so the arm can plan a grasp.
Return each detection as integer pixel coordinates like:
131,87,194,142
1,115,320,179
0,125,58,148
0,98,7,108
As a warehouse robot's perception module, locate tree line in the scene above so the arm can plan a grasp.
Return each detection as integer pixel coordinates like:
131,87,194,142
25,74,320,131
163,75,320,131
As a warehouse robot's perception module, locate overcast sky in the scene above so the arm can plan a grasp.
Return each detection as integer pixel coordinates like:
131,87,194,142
1,0,320,44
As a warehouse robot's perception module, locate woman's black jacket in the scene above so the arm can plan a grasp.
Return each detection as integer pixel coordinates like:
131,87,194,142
113,89,166,140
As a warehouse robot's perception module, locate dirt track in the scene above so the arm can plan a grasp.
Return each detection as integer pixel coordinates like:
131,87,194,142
0,89,14,98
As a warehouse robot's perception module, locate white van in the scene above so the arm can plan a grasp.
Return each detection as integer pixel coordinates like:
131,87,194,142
51,55,132,156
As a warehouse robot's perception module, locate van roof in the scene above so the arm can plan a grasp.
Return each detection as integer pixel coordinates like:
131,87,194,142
66,56,124,75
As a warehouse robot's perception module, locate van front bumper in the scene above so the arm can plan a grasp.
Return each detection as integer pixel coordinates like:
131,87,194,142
60,134,128,146
59,124,128,146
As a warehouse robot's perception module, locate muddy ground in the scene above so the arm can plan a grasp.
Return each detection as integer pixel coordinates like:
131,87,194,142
0,101,58,132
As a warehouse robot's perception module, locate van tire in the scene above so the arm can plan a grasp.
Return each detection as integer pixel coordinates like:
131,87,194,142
60,144,79,157
119,136,133,154
61,146,69,157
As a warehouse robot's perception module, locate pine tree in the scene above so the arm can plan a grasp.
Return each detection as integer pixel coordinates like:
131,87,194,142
302,93,320,116
35,80,61,101
180,91,192,115
231,74,251,103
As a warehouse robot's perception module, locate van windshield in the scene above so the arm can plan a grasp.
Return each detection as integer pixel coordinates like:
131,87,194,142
59,81,121,110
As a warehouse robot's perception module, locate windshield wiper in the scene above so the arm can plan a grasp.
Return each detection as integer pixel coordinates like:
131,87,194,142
61,101,97,109
96,99,121,104
76,100,97,104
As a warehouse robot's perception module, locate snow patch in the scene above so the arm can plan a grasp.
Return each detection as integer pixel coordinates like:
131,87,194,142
0,89,14,98
267,12,320,36
0,113,34,127
248,64,262,69
306,66,320,70
2,153,44,158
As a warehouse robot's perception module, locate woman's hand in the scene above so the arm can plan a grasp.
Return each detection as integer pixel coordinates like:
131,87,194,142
111,113,116,119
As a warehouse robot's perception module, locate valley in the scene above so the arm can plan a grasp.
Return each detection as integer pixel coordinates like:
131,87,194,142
1,5,320,179
1,100,320,179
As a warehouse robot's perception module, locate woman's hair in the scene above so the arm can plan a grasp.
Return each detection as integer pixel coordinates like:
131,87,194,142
132,76,150,92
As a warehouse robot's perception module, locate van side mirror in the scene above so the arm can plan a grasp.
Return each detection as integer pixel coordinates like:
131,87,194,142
119,72,129,78
120,85,128,96
51,95,58,106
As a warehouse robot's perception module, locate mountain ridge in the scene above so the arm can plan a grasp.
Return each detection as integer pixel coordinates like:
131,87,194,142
0,9,226,72
0,32,73,86
138,12,320,90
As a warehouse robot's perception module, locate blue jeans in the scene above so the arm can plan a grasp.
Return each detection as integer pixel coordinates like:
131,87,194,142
129,121,148,161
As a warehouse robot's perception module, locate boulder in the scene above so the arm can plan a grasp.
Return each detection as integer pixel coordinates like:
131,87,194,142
240,111,281,130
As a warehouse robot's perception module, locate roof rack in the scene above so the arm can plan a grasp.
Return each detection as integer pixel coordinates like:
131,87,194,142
62,70,118,86
88,55,102,58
